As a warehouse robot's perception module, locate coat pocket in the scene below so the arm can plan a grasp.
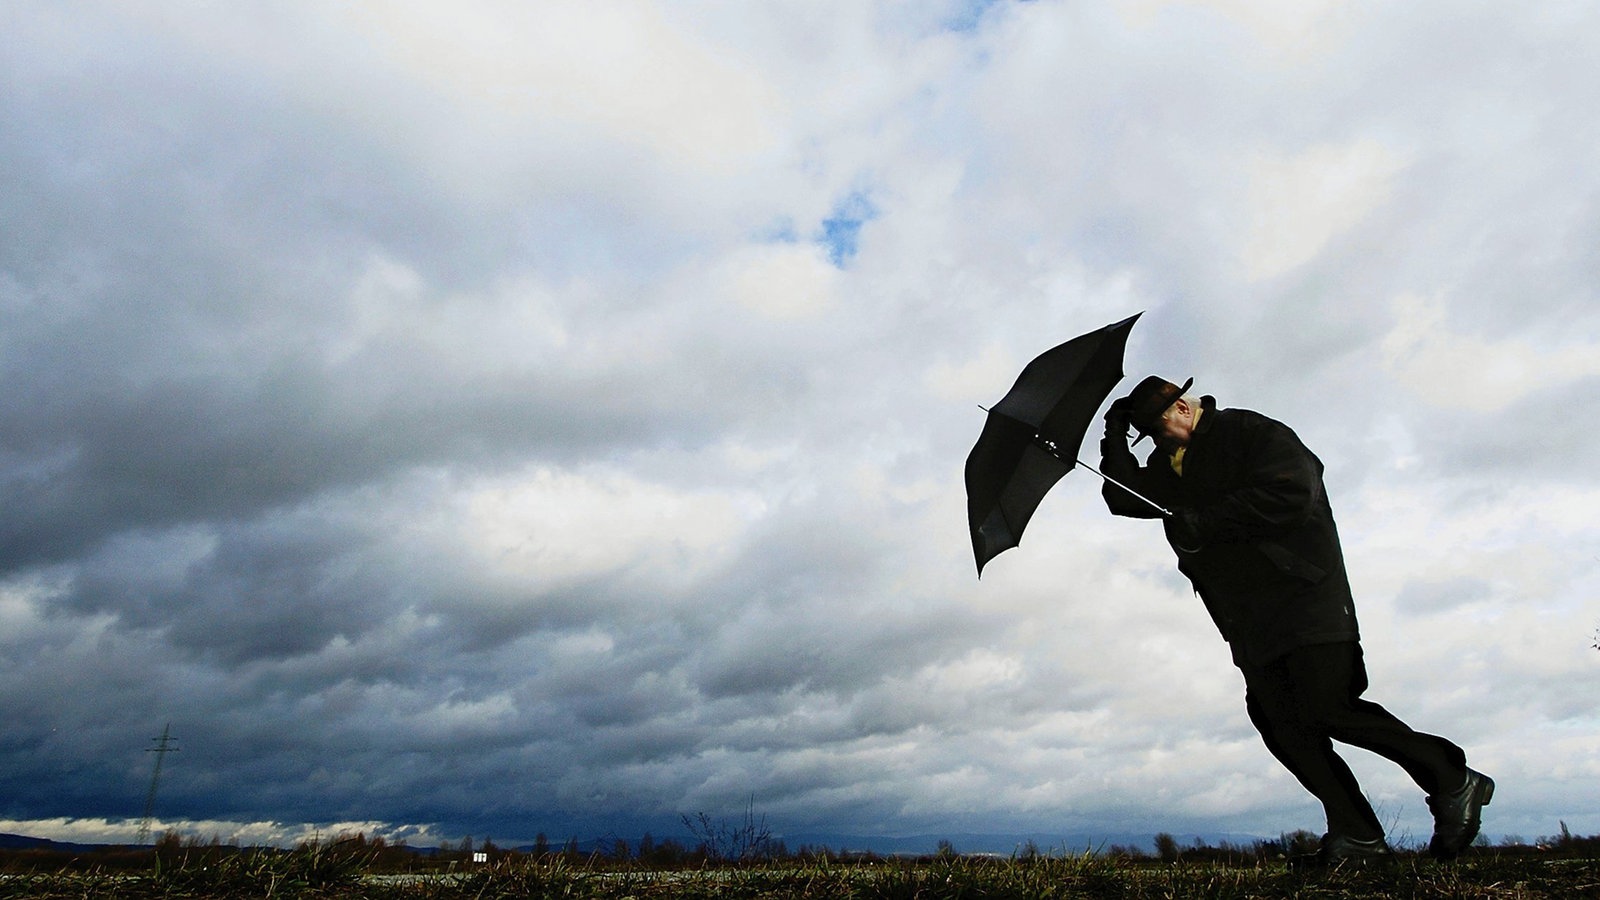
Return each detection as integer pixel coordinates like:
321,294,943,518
1257,541,1327,583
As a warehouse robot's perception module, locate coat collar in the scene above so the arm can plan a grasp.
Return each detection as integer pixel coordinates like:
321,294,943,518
1192,395,1219,436
1170,395,1220,447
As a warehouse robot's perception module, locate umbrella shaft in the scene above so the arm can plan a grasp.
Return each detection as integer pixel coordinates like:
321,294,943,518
1073,458,1172,517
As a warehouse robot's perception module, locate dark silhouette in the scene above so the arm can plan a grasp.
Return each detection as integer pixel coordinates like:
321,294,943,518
1099,377,1492,869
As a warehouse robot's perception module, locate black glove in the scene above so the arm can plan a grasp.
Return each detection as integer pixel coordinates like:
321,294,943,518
1102,397,1131,440
1167,507,1205,553
1099,397,1133,459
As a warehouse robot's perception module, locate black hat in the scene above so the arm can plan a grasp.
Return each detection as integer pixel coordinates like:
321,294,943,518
1125,375,1194,442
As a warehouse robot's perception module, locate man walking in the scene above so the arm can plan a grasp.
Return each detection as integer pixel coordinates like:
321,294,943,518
1098,376,1492,867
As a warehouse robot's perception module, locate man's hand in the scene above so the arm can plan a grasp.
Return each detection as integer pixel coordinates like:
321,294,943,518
1102,397,1131,440
1167,507,1205,553
1099,397,1133,460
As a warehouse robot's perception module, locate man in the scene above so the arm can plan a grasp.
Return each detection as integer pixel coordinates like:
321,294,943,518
1098,376,1492,867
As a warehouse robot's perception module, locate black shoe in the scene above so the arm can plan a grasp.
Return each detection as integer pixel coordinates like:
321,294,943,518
1290,833,1394,872
1428,768,1494,860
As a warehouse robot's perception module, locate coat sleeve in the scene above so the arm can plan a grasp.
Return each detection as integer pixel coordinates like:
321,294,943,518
1193,416,1323,542
1098,434,1174,519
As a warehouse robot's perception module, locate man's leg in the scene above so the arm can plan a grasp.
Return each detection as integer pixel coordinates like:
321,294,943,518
1280,641,1489,859
1242,650,1385,840
1281,642,1467,797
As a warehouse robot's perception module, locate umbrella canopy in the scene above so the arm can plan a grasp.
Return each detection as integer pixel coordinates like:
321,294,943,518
964,313,1141,576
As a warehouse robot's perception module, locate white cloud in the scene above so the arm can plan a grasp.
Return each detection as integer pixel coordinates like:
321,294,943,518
926,340,1023,405
1242,139,1408,280
0,816,444,849
1382,292,1600,411
1117,0,1355,60
455,465,758,590
715,242,842,320
336,1,785,171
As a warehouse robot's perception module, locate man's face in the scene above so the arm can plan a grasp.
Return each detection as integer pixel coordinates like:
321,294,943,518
1152,397,1198,451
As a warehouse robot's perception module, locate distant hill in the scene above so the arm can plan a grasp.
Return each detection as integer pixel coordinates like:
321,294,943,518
0,833,119,854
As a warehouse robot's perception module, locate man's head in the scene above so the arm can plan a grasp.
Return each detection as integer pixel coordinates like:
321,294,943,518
1125,375,1199,448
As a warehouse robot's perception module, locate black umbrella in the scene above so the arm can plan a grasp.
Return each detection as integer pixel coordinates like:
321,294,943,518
964,312,1168,576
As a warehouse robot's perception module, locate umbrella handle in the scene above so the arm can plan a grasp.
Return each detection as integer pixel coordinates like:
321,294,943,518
1073,457,1173,518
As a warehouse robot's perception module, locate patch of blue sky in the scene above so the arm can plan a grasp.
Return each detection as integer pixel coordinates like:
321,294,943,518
815,191,878,268
942,0,1004,34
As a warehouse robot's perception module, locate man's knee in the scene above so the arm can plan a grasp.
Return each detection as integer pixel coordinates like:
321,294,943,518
1297,692,1361,731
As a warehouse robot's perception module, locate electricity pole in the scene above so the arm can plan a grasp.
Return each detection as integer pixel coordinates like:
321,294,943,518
136,723,178,846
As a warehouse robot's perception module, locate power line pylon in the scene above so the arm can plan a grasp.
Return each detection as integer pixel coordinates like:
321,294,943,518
135,723,178,846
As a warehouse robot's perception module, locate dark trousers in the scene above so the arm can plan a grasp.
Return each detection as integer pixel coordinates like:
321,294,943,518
1241,641,1467,840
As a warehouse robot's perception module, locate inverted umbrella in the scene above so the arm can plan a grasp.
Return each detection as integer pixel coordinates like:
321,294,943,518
964,312,1169,576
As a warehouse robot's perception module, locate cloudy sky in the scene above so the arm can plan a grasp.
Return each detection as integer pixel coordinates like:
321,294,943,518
3,0,1598,851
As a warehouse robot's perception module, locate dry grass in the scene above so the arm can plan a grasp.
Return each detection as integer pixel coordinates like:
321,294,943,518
2,844,1597,899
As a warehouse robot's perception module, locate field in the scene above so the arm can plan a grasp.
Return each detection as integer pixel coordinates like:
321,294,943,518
2,840,1598,899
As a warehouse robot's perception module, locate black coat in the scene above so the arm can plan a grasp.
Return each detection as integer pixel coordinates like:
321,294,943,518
1099,397,1359,667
